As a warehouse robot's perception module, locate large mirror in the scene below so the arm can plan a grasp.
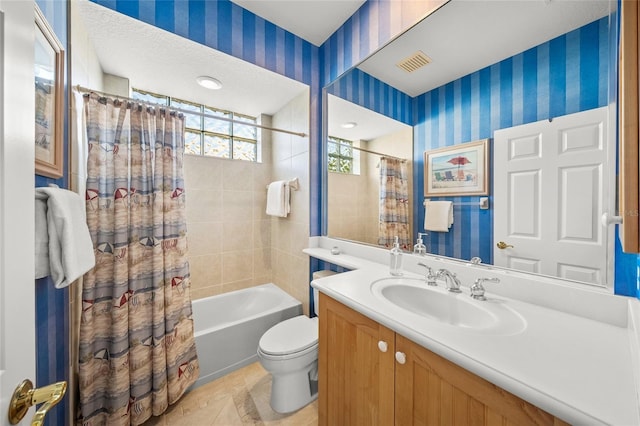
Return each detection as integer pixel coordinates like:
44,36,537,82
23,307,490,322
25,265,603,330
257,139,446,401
324,0,618,288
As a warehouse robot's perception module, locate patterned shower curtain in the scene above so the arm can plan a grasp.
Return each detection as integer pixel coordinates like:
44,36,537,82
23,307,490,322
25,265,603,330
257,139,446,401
78,93,199,426
378,157,410,249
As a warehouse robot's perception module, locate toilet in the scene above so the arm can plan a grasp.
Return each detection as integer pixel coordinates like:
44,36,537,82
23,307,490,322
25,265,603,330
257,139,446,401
257,270,336,413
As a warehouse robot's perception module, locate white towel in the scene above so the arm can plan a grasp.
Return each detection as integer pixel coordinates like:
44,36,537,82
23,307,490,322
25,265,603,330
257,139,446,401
424,200,453,232
266,181,290,217
35,187,95,288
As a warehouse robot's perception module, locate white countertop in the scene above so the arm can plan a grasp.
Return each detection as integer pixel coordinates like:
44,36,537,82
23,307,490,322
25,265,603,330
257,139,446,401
305,240,640,426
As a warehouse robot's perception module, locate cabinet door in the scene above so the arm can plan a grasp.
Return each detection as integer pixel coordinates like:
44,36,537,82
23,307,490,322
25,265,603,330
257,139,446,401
318,294,395,426
394,335,569,426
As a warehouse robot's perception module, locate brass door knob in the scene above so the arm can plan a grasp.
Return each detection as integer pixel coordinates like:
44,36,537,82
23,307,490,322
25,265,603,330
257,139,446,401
497,241,514,249
8,379,67,426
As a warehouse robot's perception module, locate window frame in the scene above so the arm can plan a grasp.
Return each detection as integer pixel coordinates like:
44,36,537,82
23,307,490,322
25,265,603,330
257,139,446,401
132,88,259,162
327,136,355,174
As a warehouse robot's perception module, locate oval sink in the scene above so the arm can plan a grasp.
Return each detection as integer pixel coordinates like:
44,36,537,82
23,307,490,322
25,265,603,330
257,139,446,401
370,277,526,335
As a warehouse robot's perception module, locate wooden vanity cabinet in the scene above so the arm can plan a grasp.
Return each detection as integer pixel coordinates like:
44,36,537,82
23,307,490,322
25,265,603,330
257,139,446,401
318,293,570,426
318,293,395,425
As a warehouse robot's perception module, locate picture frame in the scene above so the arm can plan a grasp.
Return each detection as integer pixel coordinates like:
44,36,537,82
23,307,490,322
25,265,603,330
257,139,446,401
34,5,64,178
424,138,490,197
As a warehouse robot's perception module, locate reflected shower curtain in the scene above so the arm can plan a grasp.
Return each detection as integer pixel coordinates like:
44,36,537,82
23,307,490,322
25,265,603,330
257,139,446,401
78,93,199,425
378,157,410,249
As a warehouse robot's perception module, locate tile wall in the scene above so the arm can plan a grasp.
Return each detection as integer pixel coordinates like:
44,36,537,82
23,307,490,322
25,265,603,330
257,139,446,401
271,91,312,314
184,125,273,299
185,90,311,314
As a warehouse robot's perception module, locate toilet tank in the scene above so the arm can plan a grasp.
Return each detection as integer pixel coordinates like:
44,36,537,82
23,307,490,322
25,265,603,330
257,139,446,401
311,270,337,317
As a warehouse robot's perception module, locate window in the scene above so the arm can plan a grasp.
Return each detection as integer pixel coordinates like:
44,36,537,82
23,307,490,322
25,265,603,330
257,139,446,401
328,136,354,174
132,88,259,162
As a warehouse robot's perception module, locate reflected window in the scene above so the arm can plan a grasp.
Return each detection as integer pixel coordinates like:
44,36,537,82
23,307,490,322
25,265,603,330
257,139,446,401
132,88,258,162
328,136,354,174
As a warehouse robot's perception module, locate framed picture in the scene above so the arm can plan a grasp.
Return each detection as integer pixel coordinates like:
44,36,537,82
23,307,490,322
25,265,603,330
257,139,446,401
34,5,64,178
424,138,490,197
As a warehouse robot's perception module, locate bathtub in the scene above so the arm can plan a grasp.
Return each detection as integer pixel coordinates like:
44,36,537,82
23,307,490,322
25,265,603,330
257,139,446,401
191,283,303,388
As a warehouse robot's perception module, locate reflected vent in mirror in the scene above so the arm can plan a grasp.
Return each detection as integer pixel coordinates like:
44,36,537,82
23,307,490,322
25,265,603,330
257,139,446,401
396,51,431,73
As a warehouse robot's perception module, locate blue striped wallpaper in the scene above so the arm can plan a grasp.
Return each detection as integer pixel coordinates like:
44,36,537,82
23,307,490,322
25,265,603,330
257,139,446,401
326,68,413,125
414,17,610,266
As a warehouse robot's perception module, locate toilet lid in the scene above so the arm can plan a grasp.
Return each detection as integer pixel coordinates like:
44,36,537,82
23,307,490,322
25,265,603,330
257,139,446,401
259,316,318,356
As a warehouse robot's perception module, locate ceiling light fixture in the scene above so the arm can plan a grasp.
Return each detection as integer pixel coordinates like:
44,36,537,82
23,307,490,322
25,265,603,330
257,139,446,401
341,122,357,129
196,76,223,90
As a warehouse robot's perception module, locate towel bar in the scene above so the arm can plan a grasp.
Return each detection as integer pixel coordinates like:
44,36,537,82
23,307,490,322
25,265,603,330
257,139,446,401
266,178,299,191
424,197,488,210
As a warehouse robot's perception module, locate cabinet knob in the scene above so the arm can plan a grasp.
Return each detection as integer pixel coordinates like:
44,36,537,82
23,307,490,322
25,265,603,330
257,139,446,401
395,351,406,364
377,340,388,352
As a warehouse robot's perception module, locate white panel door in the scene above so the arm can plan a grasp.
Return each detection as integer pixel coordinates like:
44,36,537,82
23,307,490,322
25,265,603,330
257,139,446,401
0,1,37,425
494,107,613,287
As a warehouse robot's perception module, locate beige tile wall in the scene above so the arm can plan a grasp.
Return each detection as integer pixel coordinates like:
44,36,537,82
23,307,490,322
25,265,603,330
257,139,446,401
184,153,273,300
271,91,311,314
185,90,311,315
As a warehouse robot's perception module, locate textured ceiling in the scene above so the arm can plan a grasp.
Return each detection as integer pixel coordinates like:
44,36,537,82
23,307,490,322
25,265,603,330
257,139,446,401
358,0,614,97
327,95,410,142
75,1,308,118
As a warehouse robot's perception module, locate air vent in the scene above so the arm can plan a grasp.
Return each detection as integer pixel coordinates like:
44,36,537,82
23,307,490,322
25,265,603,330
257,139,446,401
396,51,432,73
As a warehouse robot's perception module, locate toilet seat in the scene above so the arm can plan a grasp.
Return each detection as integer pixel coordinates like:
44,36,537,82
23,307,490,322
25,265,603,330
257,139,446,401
258,315,318,357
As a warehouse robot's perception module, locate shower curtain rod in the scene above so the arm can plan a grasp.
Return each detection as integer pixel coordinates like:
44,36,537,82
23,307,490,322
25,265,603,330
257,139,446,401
74,85,308,138
334,140,407,162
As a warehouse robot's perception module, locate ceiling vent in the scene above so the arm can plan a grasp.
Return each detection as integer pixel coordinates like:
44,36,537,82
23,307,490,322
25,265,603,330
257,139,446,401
396,51,432,73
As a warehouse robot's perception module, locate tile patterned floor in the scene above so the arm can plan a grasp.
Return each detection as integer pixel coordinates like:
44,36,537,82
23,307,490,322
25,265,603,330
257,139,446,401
144,362,318,425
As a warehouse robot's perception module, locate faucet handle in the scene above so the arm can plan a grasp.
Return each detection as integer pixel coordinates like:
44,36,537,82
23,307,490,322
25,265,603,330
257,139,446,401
417,262,437,286
470,277,500,300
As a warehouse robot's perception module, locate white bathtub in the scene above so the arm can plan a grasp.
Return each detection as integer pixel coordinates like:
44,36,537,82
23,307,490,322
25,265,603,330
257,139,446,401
191,283,303,388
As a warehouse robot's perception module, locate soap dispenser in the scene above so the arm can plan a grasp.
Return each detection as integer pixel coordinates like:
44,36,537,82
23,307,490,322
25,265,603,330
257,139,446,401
390,236,403,276
413,233,427,255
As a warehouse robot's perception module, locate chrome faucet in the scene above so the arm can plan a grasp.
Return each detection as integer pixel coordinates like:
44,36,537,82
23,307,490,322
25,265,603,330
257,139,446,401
417,262,437,286
436,269,462,293
470,277,500,300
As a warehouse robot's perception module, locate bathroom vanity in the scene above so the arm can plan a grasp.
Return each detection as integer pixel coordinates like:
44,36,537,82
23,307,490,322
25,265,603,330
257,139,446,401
319,294,568,425
306,237,640,425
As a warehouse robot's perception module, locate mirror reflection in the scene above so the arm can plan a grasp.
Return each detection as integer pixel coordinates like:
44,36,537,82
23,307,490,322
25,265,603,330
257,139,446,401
325,0,616,288
327,94,413,248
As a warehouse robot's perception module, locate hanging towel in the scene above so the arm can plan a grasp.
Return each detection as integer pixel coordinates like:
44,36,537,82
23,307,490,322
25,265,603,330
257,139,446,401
266,181,290,217
35,187,95,288
424,200,453,232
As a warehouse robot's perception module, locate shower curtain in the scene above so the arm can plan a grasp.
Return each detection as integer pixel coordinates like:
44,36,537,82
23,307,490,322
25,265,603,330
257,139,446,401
378,157,410,249
78,93,199,426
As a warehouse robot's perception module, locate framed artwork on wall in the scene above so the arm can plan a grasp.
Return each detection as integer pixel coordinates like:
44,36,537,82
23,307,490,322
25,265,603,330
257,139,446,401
424,138,490,197
34,5,64,178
